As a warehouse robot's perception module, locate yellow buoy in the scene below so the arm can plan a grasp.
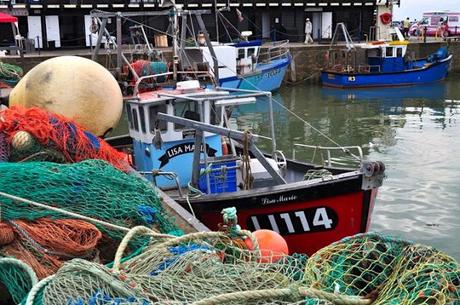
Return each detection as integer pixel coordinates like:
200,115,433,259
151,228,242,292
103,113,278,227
9,56,123,136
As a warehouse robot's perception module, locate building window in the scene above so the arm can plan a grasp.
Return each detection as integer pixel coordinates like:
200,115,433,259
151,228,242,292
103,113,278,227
149,105,167,133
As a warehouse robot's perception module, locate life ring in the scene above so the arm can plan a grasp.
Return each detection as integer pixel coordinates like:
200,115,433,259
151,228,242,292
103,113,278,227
380,13,392,25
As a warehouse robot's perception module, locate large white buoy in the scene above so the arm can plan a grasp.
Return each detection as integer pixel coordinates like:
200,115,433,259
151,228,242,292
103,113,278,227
9,56,123,136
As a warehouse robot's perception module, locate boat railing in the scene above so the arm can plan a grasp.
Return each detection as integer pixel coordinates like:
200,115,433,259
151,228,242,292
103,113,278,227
140,170,184,198
133,70,216,96
358,65,381,73
258,40,290,63
292,144,363,168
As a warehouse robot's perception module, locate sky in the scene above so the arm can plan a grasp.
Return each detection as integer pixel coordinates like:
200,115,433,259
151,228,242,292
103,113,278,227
393,0,459,20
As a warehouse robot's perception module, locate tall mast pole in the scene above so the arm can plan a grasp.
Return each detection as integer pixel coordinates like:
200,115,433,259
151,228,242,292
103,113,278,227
171,7,178,81
214,0,219,42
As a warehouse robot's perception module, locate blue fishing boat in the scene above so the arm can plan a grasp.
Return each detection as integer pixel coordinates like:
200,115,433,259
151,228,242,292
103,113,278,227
218,40,291,92
321,27,452,88
187,38,291,92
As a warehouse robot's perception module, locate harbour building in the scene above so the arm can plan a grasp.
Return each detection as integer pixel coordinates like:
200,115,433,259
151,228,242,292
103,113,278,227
0,0,379,50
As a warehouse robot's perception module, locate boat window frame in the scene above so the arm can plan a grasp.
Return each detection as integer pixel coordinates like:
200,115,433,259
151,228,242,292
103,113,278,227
132,108,140,132
247,47,256,58
238,48,245,59
139,106,147,134
173,100,201,131
396,47,403,57
385,47,394,57
148,104,168,134
126,103,134,129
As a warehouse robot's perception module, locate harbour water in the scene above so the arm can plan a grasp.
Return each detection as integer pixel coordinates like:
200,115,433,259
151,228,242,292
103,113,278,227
249,76,460,260
113,75,460,260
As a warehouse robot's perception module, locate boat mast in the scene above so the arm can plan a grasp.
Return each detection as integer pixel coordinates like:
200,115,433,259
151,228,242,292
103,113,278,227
171,7,178,81
214,0,219,43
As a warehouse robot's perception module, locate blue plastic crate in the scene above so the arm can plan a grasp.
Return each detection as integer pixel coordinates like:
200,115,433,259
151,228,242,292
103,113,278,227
198,160,237,194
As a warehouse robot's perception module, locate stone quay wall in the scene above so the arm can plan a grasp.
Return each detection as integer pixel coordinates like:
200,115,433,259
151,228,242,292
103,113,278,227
1,40,459,85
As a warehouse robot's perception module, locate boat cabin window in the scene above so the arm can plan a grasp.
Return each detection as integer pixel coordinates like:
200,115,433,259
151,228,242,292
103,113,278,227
139,107,146,133
247,48,256,58
174,101,200,130
238,49,245,59
132,108,140,132
396,47,403,57
386,47,393,57
126,104,134,129
210,103,221,126
367,49,381,57
149,105,167,133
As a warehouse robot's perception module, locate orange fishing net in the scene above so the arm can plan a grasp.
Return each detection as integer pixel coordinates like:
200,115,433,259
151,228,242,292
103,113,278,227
0,106,129,171
0,218,102,278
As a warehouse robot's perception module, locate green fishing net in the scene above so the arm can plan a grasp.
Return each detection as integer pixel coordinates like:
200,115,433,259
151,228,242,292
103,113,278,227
304,233,460,304
25,231,459,305
0,160,181,239
0,257,37,305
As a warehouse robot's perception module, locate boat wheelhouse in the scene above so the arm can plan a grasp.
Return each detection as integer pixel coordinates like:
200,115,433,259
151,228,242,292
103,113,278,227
111,78,386,256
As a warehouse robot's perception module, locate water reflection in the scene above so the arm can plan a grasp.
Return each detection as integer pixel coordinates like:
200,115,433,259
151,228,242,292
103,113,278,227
113,75,460,259
230,76,460,260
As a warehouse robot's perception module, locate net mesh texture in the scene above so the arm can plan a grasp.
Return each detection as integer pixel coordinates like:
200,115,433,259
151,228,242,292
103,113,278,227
24,230,459,305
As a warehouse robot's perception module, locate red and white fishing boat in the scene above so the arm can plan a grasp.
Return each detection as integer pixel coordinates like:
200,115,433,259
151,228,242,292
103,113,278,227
108,78,385,255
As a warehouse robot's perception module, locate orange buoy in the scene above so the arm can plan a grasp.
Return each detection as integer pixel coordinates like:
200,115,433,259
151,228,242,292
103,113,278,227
244,229,289,263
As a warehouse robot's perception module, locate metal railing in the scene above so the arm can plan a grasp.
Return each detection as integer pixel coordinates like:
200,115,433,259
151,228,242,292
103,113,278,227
133,70,216,96
292,144,363,168
358,65,381,73
259,39,290,63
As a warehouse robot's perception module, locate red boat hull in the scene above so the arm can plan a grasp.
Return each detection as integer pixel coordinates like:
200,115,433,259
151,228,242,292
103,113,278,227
178,175,380,256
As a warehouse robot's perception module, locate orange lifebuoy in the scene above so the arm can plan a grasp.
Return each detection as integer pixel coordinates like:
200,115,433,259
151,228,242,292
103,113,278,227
380,13,392,25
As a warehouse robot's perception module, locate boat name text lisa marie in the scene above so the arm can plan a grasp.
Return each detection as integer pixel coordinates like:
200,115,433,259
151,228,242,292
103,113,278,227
261,194,298,205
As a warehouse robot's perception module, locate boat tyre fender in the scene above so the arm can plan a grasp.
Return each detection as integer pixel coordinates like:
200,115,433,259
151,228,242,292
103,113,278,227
221,137,229,155
324,51,329,63
380,13,392,25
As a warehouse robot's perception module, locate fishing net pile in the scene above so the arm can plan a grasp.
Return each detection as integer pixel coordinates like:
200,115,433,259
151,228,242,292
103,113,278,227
0,257,37,304
0,106,129,171
0,62,23,87
22,230,459,305
0,105,182,302
0,160,181,280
